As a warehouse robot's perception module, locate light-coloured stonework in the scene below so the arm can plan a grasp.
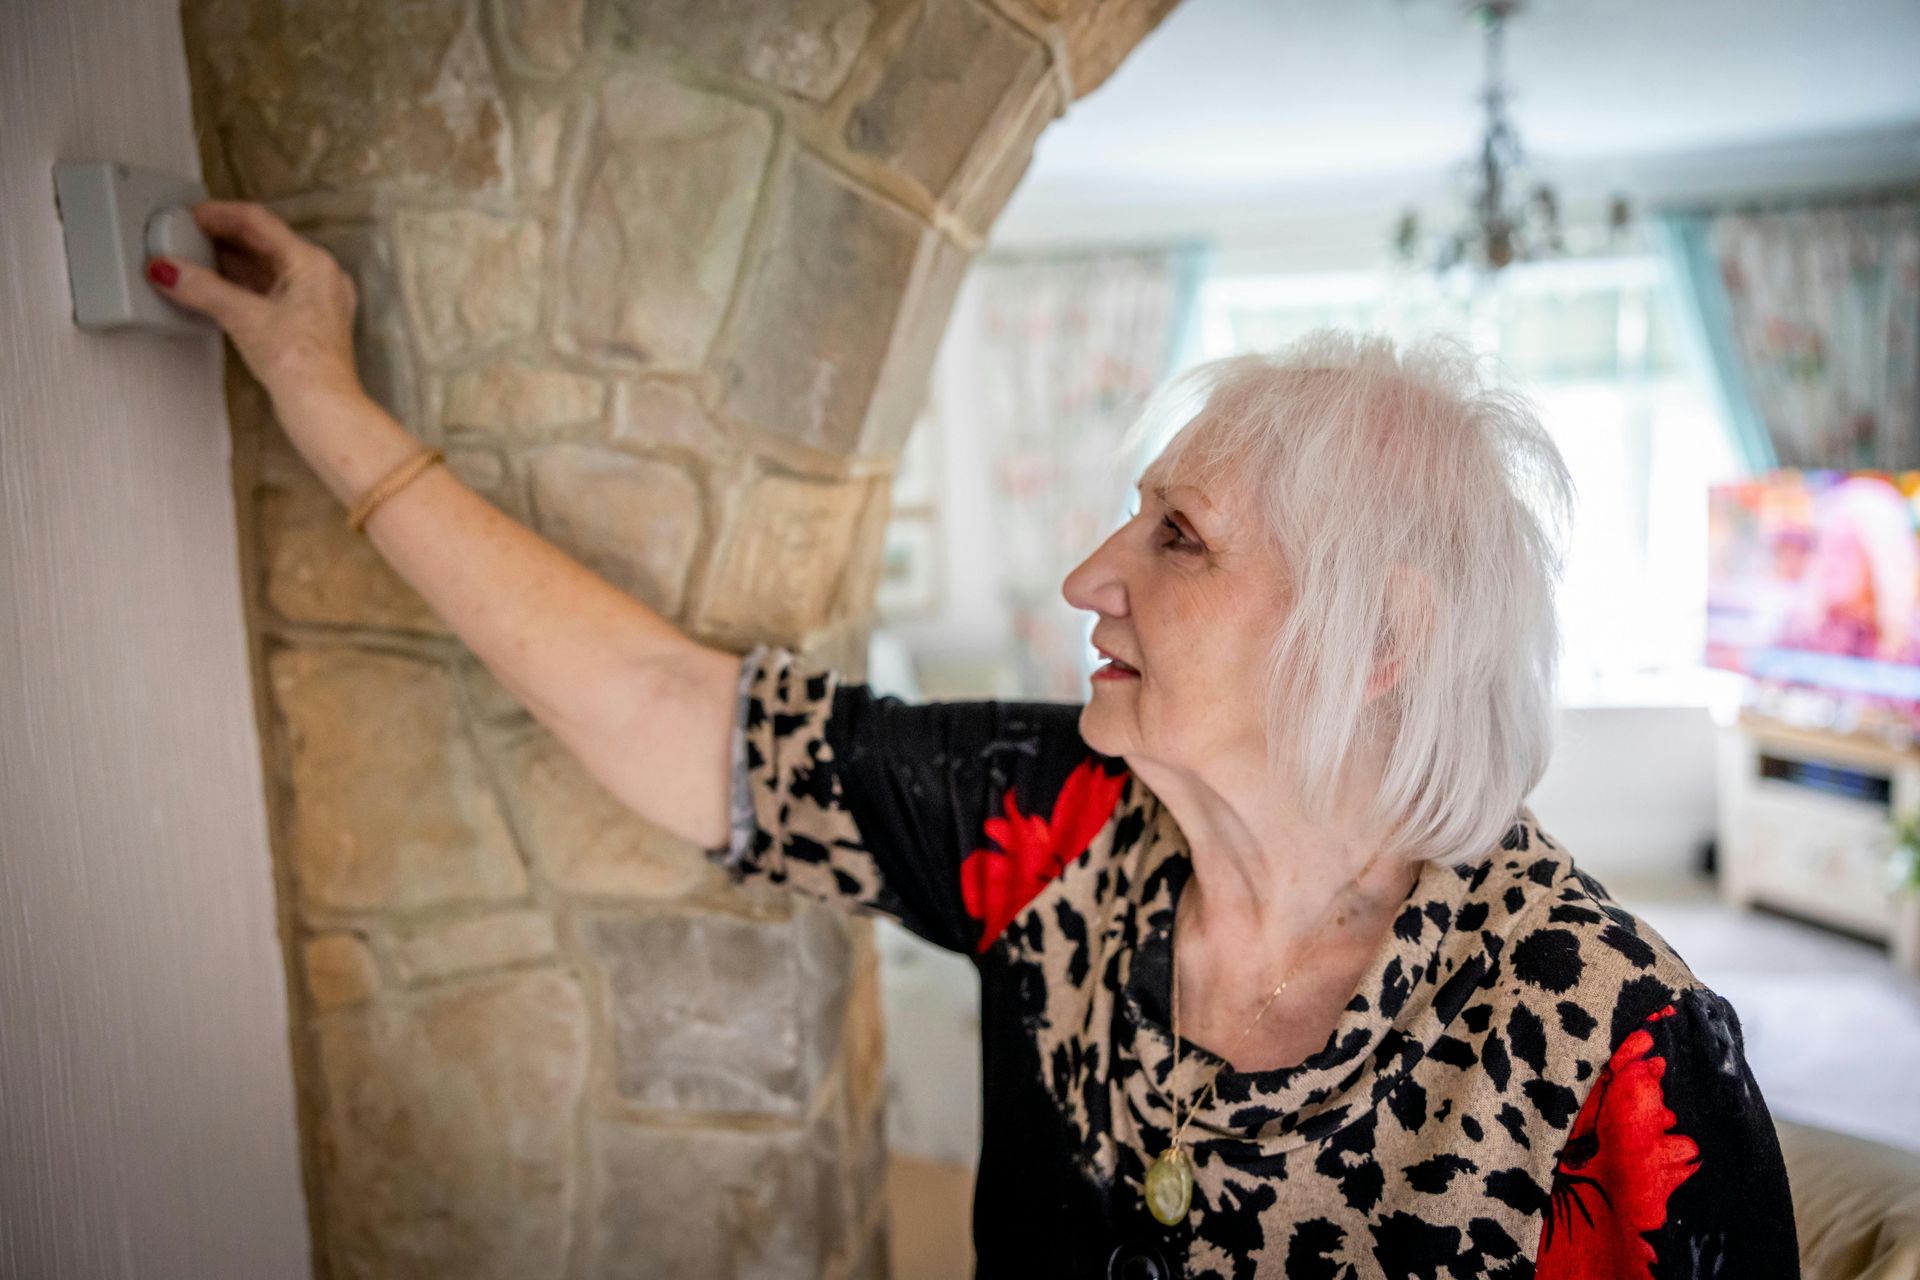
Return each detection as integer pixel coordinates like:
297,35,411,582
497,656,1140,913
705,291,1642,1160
560,69,774,371
525,444,703,616
180,0,1181,1272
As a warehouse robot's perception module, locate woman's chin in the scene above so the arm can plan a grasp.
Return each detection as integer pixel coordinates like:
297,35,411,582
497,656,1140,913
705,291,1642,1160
1077,700,1134,758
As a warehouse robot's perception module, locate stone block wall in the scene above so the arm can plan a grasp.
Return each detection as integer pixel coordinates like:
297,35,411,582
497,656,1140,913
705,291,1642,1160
177,0,1176,1275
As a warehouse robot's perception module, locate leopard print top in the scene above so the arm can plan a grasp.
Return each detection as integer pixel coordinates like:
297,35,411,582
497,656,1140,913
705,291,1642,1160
707,646,1800,1279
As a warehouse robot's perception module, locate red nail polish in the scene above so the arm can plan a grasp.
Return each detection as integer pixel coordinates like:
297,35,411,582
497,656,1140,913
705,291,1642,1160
146,259,178,288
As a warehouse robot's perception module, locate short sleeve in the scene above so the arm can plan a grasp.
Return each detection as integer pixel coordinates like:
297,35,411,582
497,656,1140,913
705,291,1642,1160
705,645,1130,959
1534,986,1799,1277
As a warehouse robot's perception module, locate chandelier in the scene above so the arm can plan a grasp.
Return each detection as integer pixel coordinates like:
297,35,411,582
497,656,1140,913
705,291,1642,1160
1393,0,1629,277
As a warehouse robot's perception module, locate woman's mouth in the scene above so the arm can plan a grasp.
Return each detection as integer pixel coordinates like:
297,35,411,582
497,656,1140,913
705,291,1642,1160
1092,646,1140,681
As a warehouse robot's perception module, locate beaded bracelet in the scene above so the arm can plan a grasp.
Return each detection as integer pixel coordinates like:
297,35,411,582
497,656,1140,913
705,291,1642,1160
346,447,444,533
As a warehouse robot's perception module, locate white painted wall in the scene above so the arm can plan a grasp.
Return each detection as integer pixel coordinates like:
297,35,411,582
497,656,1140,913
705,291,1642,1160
1531,706,1719,879
1,1,312,1276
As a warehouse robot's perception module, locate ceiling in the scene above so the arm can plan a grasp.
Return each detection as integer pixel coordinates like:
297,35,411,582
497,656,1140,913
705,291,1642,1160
998,0,1920,240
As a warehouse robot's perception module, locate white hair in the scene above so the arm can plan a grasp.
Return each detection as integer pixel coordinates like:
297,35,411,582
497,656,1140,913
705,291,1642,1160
1134,329,1575,867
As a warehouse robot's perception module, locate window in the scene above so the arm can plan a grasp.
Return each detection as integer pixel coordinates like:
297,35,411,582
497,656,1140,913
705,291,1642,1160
1194,256,1744,708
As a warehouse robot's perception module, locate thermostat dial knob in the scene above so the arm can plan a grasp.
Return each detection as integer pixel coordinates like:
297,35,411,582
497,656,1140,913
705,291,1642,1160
145,205,216,271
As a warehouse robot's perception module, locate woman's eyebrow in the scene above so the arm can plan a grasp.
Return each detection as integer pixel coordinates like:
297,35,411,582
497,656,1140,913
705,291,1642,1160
1157,482,1215,513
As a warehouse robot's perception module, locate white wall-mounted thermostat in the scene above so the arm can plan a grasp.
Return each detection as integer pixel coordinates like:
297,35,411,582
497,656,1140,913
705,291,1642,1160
53,160,219,335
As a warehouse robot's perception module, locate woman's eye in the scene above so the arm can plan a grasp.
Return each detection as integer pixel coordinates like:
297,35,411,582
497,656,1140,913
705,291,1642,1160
1160,514,1199,551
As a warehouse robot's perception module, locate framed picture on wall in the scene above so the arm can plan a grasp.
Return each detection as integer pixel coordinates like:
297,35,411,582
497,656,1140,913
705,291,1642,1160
876,514,941,621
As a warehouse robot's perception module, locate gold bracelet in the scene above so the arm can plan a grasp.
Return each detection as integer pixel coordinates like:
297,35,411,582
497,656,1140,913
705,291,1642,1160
346,447,444,533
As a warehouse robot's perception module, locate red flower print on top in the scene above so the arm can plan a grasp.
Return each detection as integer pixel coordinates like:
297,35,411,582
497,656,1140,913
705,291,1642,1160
959,759,1127,954
1536,1004,1702,1280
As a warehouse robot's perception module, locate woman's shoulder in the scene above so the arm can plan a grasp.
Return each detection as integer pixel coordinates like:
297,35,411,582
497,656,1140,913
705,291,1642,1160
1424,807,1759,1136
727,643,1131,955
1432,815,1797,1271
1485,822,1801,1274
1464,808,1712,1042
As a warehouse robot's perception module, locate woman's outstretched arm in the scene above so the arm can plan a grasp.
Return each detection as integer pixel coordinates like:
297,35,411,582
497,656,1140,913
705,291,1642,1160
152,199,739,850
291,384,740,850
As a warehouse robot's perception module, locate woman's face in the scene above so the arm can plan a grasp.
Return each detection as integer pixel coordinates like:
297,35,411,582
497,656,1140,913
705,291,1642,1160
1061,441,1290,780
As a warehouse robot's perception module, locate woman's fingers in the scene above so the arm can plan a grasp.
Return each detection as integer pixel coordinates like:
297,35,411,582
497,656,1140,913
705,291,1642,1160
153,255,269,335
190,199,309,273
214,242,275,295
149,199,367,404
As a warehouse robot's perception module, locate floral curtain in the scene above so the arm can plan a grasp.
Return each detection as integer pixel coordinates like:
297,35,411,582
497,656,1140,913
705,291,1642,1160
972,245,1205,699
1658,197,1920,472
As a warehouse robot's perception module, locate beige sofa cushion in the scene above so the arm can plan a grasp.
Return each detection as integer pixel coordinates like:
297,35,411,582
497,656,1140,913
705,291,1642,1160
1777,1118,1920,1280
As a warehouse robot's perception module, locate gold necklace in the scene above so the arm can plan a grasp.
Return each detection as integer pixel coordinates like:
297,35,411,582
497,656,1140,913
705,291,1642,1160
1143,888,1316,1228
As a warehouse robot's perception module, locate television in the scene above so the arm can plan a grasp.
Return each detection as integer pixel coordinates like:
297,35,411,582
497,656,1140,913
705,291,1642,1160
1707,470,1920,720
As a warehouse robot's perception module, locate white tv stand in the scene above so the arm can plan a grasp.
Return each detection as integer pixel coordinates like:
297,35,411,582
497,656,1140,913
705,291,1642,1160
1715,710,1920,972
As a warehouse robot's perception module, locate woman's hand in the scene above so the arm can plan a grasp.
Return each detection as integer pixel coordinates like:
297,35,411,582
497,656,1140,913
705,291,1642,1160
147,199,365,410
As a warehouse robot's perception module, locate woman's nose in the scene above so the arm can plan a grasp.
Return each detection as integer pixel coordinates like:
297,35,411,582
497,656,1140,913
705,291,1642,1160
1062,529,1128,618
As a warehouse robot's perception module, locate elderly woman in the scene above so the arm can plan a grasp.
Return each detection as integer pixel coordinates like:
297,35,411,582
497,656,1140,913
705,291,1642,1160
154,203,1798,1278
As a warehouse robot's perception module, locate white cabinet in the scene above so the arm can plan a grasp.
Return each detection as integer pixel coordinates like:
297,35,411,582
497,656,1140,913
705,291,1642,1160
1715,712,1920,972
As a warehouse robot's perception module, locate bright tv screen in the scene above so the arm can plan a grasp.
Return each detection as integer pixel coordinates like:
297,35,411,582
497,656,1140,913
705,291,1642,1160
1707,470,1920,710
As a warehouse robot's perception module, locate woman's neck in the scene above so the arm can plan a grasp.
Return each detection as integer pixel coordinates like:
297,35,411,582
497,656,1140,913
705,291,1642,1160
1132,751,1418,954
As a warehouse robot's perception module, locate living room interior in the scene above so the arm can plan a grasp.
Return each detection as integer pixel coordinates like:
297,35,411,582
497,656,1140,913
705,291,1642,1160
866,0,1920,1274
9,0,1920,1274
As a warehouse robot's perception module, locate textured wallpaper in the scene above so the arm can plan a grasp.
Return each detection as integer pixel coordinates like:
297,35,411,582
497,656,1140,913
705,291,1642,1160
0,0,311,1275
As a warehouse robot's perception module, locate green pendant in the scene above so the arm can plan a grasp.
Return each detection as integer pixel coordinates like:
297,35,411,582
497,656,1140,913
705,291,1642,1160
1144,1145,1194,1225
